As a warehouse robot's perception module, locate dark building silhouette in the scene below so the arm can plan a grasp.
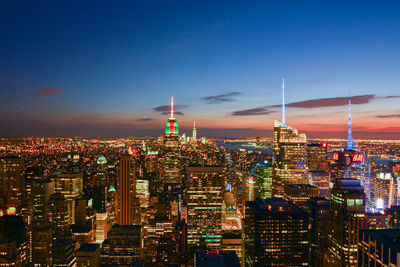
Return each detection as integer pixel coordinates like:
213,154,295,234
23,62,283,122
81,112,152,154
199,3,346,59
244,198,309,266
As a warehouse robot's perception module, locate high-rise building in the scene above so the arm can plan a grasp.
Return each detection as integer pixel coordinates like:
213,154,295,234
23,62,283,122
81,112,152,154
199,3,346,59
27,178,55,266
308,171,330,198
135,178,149,208
192,121,197,141
156,234,179,266
95,212,110,244
93,155,108,214
363,212,388,229
48,193,76,267
371,172,397,211
326,179,365,267
30,222,52,266
308,143,328,171
53,172,83,225
116,152,136,225
48,193,70,239
283,183,319,208
246,162,273,201
272,79,309,197
186,165,225,250
305,197,330,267
163,96,181,184
0,215,27,266
244,198,309,266
330,97,372,209
0,156,25,213
385,205,400,229
76,243,100,267
101,224,141,265
221,231,243,266
30,178,54,222
272,120,308,197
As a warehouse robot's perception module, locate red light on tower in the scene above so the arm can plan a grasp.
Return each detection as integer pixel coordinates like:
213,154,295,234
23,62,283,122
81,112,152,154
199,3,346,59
322,143,327,148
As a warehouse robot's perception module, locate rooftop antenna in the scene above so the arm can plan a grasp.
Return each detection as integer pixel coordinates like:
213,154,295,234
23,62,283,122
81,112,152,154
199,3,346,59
282,78,286,125
170,96,175,119
345,89,354,150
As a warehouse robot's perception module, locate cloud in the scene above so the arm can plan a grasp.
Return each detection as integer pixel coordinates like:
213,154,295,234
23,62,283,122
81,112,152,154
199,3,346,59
232,107,274,116
154,104,186,115
137,118,153,122
30,88,63,97
279,94,376,108
376,114,400,118
203,92,241,104
161,111,184,116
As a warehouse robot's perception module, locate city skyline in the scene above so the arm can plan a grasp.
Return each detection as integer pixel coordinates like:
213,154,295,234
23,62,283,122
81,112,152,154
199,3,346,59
1,1,400,139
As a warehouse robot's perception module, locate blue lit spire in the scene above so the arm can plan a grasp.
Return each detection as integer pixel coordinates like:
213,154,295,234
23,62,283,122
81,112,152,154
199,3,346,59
282,78,286,126
345,93,354,150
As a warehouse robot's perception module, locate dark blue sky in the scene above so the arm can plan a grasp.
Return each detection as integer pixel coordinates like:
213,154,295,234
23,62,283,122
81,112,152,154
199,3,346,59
1,1,400,138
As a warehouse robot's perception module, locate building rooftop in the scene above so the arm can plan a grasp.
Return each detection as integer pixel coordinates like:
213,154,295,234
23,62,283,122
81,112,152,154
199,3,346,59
195,250,240,267
248,198,307,217
77,243,99,252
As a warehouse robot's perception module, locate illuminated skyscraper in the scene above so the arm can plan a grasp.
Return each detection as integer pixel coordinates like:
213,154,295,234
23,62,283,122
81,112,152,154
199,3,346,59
47,193,76,267
272,79,308,197
30,222,52,266
0,156,25,213
326,179,365,267
116,151,136,225
192,121,197,141
283,183,319,208
164,96,181,184
306,197,330,267
93,155,108,213
330,100,371,209
186,165,226,250
101,224,141,265
272,119,309,197
307,143,328,171
371,172,397,211
53,172,83,225
244,198,309,266
0,215,27,266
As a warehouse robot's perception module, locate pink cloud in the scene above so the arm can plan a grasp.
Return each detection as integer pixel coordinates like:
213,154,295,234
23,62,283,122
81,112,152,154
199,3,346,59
30,88,63,97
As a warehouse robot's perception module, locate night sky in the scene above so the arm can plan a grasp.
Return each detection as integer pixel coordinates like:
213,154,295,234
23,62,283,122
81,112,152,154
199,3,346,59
1,1,400,138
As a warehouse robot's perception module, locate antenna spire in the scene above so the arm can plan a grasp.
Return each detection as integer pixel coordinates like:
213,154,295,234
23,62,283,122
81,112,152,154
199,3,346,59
345,90,354,150
282,78,286,125
170,96,175,119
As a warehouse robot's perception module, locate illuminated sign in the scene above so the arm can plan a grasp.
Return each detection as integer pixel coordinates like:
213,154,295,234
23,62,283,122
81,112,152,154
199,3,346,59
333,153,339,161
352,153,364,162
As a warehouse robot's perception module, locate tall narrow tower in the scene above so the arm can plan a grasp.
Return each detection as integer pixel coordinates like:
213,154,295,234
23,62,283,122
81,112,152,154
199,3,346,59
272,78,308,197
117,151,136,225
192,121,197,141
165,96,179,136
345,95,354,151
282,78,286,126
164,96,181,184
